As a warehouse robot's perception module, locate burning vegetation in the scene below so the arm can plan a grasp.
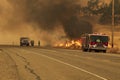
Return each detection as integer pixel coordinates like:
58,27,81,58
54,39,82,49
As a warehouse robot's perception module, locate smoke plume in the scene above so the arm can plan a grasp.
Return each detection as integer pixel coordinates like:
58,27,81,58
11,0,93,38
0,0,93,46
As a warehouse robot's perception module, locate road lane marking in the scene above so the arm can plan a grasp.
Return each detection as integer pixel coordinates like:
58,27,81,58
32,48,113,64
18,48,120,67
26,50,108,80
40,49,58,53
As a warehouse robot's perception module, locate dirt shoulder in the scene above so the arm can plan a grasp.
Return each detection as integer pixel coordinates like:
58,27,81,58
0,49,20,80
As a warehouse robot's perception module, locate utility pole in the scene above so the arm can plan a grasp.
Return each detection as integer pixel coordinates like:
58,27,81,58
111,0,114,48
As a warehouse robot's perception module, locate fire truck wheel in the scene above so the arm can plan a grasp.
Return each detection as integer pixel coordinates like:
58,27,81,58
20,44,23,46
103,50,106,53
95,50,100,52
88,49,92,52
27,44,29,46
83,49,88,52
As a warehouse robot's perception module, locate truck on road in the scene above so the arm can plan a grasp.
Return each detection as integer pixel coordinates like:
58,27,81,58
81,33,109,53
20,37,30,46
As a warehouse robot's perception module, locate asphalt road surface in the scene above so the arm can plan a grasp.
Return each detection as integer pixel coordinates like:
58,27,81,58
0,46,120,80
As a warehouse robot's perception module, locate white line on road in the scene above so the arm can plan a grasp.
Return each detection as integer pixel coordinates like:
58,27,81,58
40,49,58,53
26,50,108,80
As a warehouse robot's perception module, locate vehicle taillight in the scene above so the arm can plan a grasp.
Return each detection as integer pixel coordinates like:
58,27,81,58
90,42,96,45
103,42,108,46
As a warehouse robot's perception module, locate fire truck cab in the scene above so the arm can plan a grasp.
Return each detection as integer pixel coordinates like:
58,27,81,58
81,33,109,53
20,37,30,46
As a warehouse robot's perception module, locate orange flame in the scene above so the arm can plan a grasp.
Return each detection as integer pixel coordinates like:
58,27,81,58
54,39,82,49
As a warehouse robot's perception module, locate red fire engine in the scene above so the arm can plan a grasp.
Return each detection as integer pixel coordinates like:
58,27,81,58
81,33,109,53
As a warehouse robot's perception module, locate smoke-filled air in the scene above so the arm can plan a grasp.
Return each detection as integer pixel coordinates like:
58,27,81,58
1,0,112,46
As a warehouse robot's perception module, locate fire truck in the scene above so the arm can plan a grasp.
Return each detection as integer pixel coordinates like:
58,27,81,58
81,33,109,53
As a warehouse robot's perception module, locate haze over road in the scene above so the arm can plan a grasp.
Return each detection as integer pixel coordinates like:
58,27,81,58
0,46,120,80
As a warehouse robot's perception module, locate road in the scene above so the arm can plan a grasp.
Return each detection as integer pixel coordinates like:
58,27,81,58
0,46,120,80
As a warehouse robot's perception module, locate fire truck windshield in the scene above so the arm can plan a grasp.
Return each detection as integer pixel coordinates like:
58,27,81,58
90,35,109,42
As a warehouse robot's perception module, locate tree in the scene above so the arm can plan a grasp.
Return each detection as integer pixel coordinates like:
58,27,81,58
84,0,107,15
100,0,120,25
82,0,120,25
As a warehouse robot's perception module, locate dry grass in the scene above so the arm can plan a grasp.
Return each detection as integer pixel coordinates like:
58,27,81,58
108,47,120,54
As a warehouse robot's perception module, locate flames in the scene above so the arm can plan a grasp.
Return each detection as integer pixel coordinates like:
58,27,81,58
54,36,113,50
54,39,112,50
54,39,82,49
108,44,111,48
